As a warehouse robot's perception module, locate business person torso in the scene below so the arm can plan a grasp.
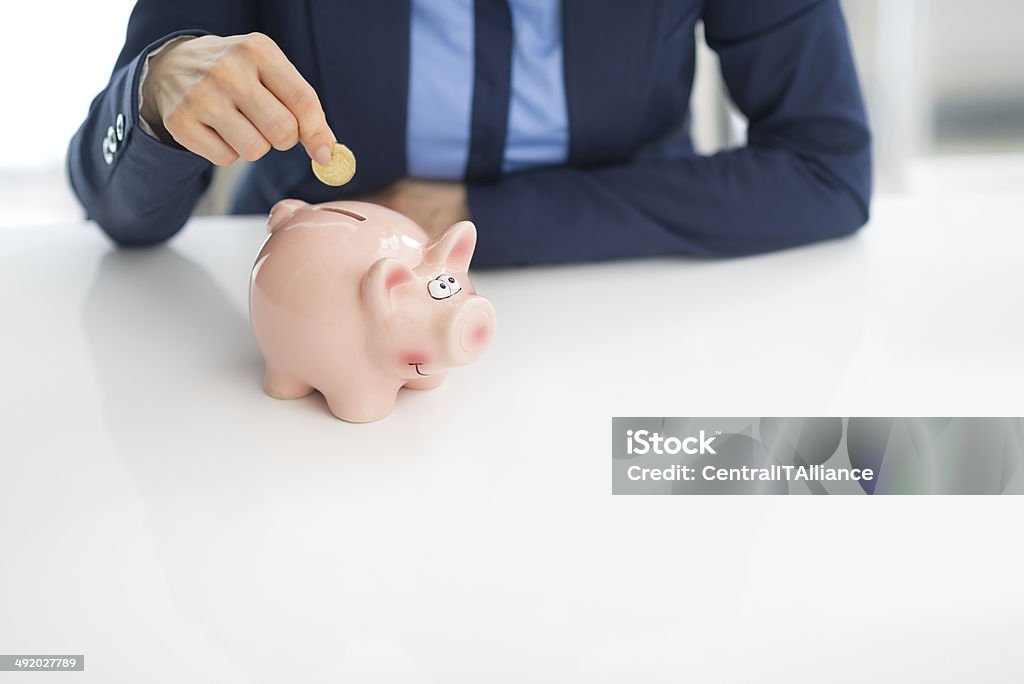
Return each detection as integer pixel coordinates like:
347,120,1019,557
69,0,872,267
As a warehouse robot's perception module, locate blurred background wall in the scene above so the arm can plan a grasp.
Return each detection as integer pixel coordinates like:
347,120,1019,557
1,0,1021,227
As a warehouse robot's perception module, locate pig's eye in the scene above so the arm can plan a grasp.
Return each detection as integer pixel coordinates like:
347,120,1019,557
428,279,454,300
440,274,461,293
428,274,461,300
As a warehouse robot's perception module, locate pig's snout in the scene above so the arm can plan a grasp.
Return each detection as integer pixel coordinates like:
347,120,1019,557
448,298,495,365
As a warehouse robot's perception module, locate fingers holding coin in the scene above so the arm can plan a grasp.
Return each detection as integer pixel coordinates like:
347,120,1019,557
312,143,357,186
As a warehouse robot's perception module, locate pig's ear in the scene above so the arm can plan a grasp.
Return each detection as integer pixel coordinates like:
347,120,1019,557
425,221,477,272
267,199,309,233
362,257,417,314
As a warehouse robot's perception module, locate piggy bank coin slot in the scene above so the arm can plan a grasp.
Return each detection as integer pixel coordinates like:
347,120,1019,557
319,207,367,221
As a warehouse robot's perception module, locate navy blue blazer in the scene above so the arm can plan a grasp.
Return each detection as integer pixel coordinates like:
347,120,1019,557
68,0,872,268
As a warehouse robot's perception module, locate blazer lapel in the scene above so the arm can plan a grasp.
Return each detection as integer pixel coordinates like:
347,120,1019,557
561,0,669,166
306,0,412,193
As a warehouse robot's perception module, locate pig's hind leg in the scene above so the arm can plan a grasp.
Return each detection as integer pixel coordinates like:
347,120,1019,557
263,368,314,400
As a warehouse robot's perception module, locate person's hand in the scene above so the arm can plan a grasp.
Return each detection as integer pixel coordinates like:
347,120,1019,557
361,180,471,240
140,33,336,167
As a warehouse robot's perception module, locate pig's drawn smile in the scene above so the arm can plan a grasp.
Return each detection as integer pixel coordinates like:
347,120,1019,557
409,363,430,377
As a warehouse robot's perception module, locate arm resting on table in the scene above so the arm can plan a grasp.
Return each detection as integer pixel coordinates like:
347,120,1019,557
467,0,871,267
66,0,255,246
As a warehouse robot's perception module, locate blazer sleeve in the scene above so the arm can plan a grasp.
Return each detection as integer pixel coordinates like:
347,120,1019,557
67,1,256,246
466,0,872,268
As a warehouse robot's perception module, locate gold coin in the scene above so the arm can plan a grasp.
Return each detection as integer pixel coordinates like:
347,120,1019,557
311,143,357,186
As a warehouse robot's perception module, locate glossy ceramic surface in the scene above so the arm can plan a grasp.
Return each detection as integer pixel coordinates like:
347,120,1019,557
250,200,496,422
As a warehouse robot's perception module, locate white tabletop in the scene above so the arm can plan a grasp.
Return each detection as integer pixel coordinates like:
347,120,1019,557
2,193,1023,682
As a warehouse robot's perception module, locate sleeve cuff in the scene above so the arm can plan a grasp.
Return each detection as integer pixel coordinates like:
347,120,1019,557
93,30,213,185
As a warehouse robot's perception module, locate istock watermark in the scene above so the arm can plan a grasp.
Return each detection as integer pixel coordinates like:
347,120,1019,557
625,429,718,455
612,417,1024,495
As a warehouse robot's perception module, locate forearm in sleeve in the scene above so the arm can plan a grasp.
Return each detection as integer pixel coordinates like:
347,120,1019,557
467,0,871,268
67,0,257,245
67,31,213,246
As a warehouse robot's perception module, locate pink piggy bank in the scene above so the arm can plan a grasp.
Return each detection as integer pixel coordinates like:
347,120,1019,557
249,200,496,422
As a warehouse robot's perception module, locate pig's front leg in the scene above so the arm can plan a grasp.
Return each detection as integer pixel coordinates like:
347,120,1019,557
403,372,447,391
321,383,402,423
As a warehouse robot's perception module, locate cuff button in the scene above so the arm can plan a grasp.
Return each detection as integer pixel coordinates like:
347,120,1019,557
102,138,114,165
115,113,125,141
106,126,118,154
